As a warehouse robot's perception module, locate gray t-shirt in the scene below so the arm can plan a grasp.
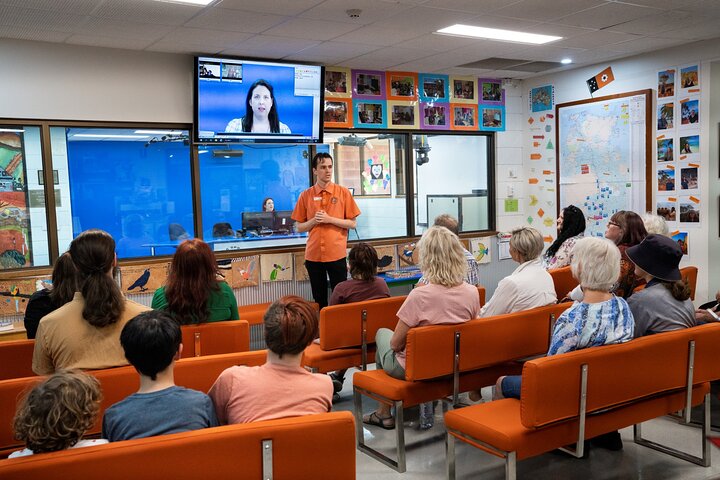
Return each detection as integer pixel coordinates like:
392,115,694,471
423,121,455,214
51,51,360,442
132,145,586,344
627,282,696,338
102,385,218,442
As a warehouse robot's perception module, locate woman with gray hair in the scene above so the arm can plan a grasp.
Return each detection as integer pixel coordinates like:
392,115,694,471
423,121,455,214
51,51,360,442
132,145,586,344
495,237,634,400
362,226,480,430
479,227,556,317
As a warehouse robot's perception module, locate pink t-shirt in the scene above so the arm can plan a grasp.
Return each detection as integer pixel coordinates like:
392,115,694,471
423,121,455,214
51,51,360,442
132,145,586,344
208,362,333,425
395,282,480,368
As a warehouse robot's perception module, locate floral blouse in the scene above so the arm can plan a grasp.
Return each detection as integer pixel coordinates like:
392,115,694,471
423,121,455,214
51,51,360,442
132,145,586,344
543,233,583,270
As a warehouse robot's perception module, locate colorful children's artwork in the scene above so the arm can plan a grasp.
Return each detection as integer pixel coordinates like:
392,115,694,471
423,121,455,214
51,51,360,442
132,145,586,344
0,279,37,315
120,264,168,294
293,252,309,281
419,74,449,102
397,242,419,267
530,85,554,112
374,245,397,273
231,255,259,288
261,253,293,282
361,152,391,195
420,102,449,130
479,78,504,105
353,100,387,128
388,101,419,129
0,132,32,269
470,237,491,264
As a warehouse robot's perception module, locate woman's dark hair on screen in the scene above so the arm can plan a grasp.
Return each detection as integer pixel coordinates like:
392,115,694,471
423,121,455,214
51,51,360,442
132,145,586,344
242,79,280,133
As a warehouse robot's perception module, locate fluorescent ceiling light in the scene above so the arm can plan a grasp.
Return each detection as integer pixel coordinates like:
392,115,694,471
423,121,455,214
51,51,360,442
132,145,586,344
0,128,24,133
152,0,214,5
73,134,150,139
561,58,572,64
436,24,562,45
134,130,184,135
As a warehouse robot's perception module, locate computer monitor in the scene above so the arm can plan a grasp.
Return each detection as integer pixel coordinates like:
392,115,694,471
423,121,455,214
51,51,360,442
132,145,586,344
273,210,294,232
242,211,274,232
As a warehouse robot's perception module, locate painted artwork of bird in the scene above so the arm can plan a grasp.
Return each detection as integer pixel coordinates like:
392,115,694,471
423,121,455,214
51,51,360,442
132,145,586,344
127,269,151,292
378,255,393,268
270,263,289,281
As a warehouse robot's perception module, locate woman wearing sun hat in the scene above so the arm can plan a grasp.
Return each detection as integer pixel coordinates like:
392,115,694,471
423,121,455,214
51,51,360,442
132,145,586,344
626,234,696,337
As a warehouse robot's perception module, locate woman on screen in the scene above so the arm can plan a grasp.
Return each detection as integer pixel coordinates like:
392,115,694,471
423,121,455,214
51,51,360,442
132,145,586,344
262,197,275,212
225,80,291,134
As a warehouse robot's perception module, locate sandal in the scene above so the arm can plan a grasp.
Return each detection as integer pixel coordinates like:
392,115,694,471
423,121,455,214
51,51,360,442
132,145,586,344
362,411,395,430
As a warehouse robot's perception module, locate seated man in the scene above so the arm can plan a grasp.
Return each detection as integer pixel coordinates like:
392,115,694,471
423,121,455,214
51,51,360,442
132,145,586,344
102,311,218,441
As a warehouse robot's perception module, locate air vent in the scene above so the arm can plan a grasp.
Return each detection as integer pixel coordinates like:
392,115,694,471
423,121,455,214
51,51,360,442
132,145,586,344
505,61,565,72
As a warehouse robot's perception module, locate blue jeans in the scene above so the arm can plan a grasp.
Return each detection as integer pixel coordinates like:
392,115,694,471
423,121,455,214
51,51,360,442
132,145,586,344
501,375,522,399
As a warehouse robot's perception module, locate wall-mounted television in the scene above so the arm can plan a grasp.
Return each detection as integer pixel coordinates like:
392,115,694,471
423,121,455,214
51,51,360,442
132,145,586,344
194,56,324,144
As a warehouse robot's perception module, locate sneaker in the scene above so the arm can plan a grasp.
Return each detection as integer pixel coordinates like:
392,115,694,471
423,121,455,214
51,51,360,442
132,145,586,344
329,372,344,394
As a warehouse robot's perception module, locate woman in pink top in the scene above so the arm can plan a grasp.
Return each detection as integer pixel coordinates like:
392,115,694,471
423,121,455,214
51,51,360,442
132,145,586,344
362,226,480,430
209,296,332,424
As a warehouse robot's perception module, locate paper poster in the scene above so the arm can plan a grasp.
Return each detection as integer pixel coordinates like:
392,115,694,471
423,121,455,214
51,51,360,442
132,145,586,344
0,131,32,269
670,231,688,255
504,198,519,213
261,253,293,283
679,97,699,127
230,255,259,288
397,242,419,267
470,237,491,264
529,85,554,112
374,245,397,273
656,198,677,222
0,279,37,315
294,252,309,281
679,64,700,96
679,196,700,224
657,68,675,99
678,134,699,162
120,264,168,294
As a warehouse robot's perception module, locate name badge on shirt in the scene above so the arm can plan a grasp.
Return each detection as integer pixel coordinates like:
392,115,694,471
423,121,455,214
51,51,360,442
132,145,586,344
313,196,322,201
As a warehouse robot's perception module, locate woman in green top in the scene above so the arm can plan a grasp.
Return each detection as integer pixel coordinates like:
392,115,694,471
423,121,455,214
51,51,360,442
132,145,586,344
152,239,239,324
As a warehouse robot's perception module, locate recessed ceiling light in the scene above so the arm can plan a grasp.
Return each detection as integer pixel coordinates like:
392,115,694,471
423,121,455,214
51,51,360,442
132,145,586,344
561,58,573,64
73,134,150,139
436,24,562,45
152,0,214,6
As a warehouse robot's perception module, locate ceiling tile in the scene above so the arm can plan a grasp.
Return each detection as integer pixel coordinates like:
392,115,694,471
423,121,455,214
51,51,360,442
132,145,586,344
492,0,607,22
0,24,71,42
79,17,174,40
395,33,481,52
607,35,687,53
420,0,523,14
0,5,88,31
451,14,543,32
146,41,223,55
610,0,703,9
525,23,597,39
184,8,288,33
331,24,422,47
216,0,324,15
606,10,701,36
0,0,100,15
554,2,660,29
375,5,482,32
92,0,201,26
655,21,720,40
160,27,253,48
299,0,408,24
555,30,642,49
284,42,380,64
263,17,360,41
219,34,321,58
64,34,155,50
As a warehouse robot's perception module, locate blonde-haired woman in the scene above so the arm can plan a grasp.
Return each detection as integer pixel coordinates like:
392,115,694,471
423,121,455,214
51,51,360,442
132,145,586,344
363,226,480,430
480,227,556,317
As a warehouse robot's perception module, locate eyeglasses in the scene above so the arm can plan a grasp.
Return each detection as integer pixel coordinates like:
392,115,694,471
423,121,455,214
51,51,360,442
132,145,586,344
607,221,620,228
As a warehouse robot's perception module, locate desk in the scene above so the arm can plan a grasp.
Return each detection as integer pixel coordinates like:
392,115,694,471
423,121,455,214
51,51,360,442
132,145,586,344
378,269,421,295
143,233,308,256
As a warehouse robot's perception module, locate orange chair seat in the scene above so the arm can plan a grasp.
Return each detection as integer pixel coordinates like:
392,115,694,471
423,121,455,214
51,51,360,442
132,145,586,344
302,343,376,373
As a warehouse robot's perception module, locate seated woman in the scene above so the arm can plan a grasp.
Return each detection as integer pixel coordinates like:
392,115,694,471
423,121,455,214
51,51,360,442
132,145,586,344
328,243,391,393
626,234,695,337
32,230,150,374
480,227,556,317
496,237,634,400
362,226,481,430
152,239,239,324
10,370,106,458
641,212,669,236
24,252,78,339
262,197,275,212
209,296,332,424
543,205,585,269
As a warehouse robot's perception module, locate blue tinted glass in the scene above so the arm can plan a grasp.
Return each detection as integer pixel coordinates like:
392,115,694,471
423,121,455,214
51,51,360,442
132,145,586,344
64,129,193,259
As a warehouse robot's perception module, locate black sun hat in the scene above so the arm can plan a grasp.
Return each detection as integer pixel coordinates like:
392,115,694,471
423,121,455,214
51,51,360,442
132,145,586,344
626,234,682,282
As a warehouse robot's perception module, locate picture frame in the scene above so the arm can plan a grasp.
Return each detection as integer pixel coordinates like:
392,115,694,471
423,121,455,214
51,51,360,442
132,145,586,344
387,100,419,129
479,78,504,105
323,99,352,128
418,74,449,103
449,75,477,104
450,103,478,131
420,102,450,130
479,105,505,132
353,100,387,128
324,67,351,98
386,71,418,101
352,69,386,99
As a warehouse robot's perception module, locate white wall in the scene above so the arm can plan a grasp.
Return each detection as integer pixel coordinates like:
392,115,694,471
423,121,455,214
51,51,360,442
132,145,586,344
521,37,720,302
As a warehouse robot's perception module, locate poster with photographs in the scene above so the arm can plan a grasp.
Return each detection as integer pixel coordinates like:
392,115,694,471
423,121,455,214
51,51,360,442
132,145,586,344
480,105,505,132
293,252,309,281
352,69,385,99
374,245,397,273
386,71,418,101
388,101,419,129
678,134,699,162
479,78,504,105
353,100,387,129
324,99,352,128
419,73,449,102
260,253,293,283
658,167,675,191
450,76,477,104
120,264,168,294
397,242,419,267
420,102,449,130
670,231,688,255
656,197,676,222
657,102,674,131
0,279,39,315
325,67,351,98
679,97,699,127
679,196,700,224
680,166,699,191
657,137,673,163
657,68,675,99
679,64,700,96
450,104,478,131
529,84,554,112
230,255,259,288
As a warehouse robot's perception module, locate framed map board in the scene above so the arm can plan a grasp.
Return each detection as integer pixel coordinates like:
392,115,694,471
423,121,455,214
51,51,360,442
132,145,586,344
556,89,652,238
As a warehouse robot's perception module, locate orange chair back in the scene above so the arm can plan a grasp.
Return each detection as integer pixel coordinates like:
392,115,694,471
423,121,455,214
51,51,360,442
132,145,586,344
680,266,698,301
0,340,35,381
319,296,405,350
548,266,578,301
180,320,250,358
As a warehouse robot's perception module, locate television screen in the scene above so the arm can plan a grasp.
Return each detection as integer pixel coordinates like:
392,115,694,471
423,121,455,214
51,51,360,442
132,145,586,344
195,56,324,144
242,211,274,232
273,210,294,232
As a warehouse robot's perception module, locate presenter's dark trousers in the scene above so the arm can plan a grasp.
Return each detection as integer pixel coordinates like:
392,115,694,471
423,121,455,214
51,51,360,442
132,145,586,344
305,258,347,309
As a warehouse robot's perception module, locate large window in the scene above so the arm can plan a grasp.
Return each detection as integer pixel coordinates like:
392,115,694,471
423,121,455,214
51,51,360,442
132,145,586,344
51,127,194,259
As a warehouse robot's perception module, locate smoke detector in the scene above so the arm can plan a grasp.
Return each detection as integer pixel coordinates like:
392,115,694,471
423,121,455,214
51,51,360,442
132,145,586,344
346,9,361,18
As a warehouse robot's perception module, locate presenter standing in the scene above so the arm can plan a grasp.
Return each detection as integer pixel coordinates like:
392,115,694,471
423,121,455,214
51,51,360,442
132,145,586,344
292,153,360,309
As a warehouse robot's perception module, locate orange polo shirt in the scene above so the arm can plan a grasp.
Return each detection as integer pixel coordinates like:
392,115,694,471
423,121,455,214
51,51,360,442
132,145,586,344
292,182,360,262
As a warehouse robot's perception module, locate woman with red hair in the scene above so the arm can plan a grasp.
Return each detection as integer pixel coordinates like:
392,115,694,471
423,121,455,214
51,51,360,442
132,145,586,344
152,239,238,324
